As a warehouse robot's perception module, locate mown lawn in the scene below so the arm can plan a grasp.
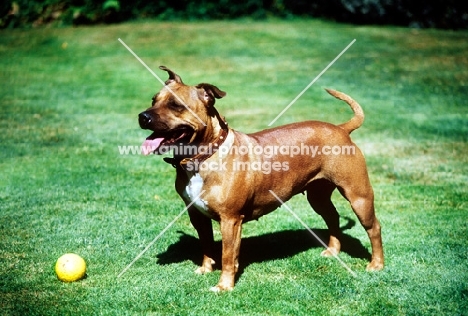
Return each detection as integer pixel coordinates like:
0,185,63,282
1,19,467,315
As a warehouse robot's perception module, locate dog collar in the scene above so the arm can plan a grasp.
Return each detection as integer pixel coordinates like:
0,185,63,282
163,127,229,171
180,127,229,170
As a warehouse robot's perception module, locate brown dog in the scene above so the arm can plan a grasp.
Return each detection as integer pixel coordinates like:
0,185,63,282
138,66,384,291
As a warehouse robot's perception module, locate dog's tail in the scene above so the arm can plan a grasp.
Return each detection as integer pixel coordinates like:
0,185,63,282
325,89,364,134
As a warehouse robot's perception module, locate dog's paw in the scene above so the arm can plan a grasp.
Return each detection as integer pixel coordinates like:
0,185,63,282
210,284,233,292
320,248,339,257
210,276,235,292
195,266,213,275
366,260,384,271
195,257,215,274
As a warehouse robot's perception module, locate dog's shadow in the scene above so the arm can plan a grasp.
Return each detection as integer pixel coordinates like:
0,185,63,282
155,217,371,275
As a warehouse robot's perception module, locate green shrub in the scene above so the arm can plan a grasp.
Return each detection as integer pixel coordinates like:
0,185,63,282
284,0,468,29
1,0,467,28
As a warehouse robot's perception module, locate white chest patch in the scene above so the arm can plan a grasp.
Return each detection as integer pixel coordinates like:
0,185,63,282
182,173,209,215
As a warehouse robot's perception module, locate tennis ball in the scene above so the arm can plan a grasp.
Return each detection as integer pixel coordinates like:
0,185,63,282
55,253,86,282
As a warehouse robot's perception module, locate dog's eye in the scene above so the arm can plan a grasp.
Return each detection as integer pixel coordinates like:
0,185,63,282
168,102,185,112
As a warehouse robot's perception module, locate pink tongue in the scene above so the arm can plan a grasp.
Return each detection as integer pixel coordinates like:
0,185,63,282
141,138,164,155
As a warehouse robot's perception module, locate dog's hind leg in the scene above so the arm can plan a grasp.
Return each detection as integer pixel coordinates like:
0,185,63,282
306,179,341,257
337,181,384,271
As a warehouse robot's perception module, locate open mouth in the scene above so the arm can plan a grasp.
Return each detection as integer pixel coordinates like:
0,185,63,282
141,127,193,155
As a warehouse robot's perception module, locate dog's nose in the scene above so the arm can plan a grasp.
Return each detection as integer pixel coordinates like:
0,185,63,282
138,112,153,129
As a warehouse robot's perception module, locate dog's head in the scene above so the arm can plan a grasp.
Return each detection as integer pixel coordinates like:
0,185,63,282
139,66,226,155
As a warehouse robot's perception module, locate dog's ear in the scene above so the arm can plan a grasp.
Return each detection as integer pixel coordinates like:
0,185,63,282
196,83,226,107
159,66,183,84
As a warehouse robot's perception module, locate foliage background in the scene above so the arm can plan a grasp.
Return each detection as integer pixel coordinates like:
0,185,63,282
1,0,468,29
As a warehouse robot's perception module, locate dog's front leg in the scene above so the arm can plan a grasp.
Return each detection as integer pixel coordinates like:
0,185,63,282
187,207,216,274
211,215,244,292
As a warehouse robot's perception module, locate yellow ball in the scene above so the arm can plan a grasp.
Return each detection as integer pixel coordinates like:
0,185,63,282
55,253,87,282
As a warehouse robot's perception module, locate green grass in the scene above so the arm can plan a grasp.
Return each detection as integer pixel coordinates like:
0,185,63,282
1,19,467,315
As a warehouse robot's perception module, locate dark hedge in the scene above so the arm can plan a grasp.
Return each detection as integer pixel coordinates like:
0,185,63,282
1,0,467,29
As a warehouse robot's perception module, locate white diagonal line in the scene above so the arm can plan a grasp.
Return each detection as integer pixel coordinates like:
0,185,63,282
268,39,356,126
118,38,206,126
117,190,206,278
269,190,357,277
